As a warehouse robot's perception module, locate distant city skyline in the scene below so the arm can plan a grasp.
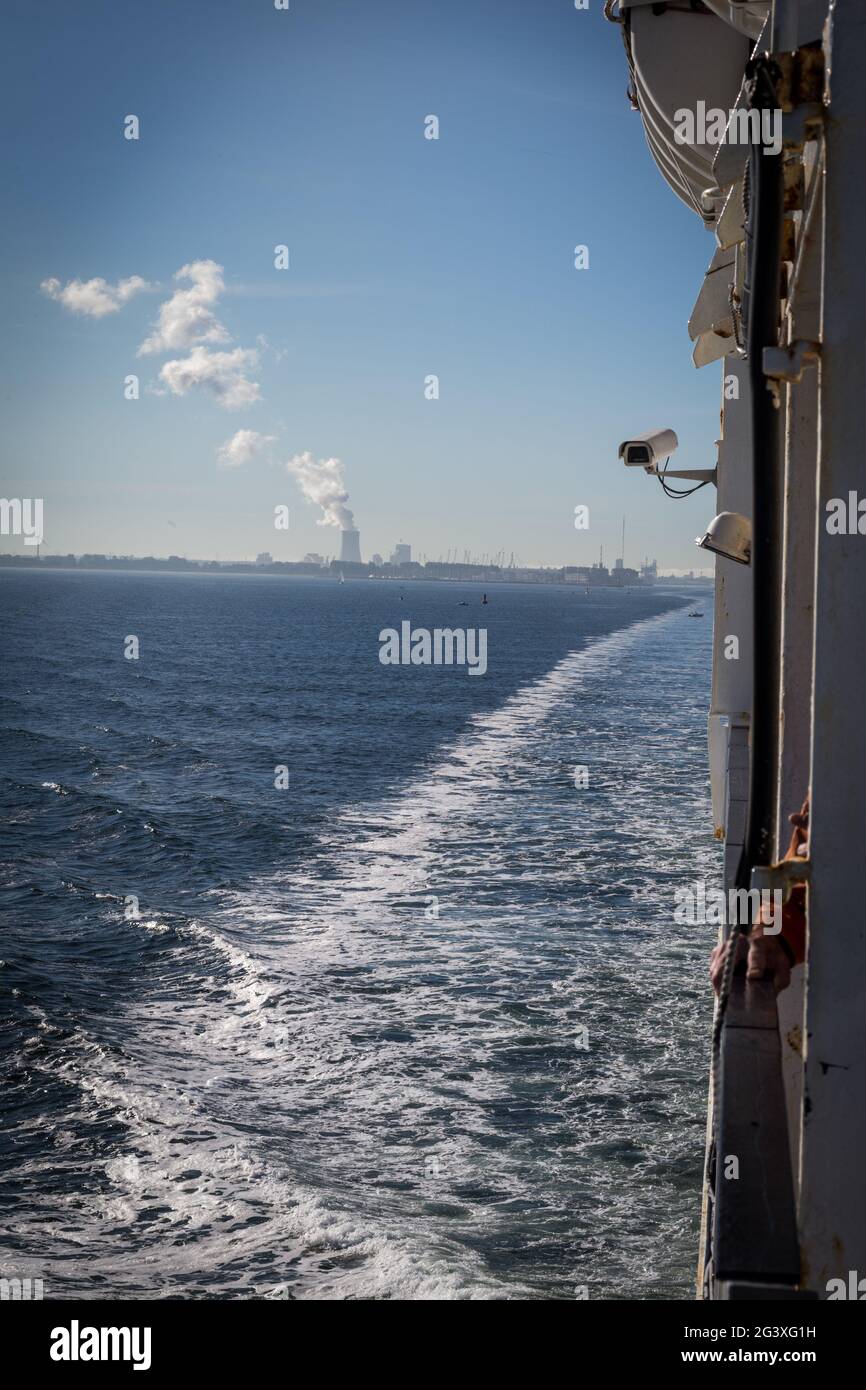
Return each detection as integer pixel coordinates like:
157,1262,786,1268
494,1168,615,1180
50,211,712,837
0,544,710,581
0,504,714,577
3,0,723,572
0,502,712,576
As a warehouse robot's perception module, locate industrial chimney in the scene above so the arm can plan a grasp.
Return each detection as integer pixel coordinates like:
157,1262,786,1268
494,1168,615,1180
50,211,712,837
339,528,362,564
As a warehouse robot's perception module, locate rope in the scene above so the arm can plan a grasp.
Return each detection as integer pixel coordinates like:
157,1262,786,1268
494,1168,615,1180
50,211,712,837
729,279,746,354
705,920,748,1185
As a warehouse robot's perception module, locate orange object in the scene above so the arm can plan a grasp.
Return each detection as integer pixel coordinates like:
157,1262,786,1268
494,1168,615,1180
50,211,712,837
778,795,809,966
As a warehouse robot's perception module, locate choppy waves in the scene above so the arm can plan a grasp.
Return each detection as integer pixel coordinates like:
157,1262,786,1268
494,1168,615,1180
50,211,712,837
1,589,716,1299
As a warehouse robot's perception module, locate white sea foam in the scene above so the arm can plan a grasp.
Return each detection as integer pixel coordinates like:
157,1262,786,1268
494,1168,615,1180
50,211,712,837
18,605,715,1299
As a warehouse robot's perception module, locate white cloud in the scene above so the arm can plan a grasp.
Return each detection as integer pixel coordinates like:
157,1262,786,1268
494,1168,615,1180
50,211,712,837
138,259,229,356
157,345,261,410
42,257,268,414
40,274,149,318
217,429,277,468
286,451,354,528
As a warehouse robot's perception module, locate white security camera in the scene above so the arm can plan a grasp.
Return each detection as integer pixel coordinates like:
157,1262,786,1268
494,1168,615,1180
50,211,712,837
617,429,679,473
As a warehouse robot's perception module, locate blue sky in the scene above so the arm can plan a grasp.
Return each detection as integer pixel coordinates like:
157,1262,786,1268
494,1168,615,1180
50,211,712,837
1,0,720,569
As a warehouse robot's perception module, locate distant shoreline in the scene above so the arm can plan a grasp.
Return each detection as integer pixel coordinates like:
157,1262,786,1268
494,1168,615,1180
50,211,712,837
0,556,712,587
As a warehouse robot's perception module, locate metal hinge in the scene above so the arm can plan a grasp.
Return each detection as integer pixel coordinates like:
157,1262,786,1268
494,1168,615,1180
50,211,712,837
774,44,825,113
750,858,811,905
763,341,821,383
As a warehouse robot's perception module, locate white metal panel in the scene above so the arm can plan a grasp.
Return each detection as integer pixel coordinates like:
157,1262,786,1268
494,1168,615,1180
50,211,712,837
709,354,753,838
693,326,736,368
774,135,823,1209
716,179,745,251
702,1,769,41
799,0,866,1295
689,246,737,340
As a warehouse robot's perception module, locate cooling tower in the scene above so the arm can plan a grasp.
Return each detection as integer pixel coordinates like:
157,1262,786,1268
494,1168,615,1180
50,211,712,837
339,528,362,564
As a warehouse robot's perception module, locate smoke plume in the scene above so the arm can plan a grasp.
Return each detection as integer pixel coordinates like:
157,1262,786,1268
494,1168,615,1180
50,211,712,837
286,452,354,529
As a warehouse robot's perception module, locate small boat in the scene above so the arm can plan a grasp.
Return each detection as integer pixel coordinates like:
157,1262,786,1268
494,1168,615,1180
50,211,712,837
688,610,704,618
